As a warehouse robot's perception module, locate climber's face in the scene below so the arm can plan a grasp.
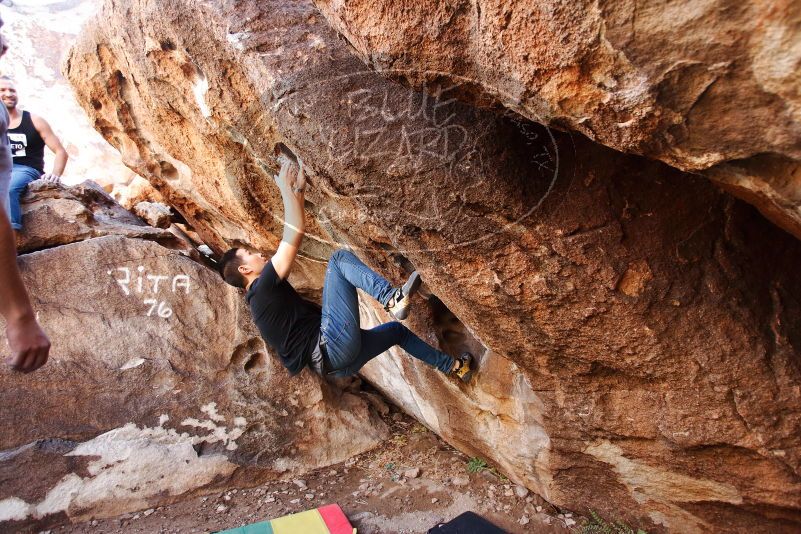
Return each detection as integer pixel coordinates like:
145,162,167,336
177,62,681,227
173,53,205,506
237,248,268,278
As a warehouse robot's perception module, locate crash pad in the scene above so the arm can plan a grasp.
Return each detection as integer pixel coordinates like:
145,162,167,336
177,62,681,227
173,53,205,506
215,503,356,534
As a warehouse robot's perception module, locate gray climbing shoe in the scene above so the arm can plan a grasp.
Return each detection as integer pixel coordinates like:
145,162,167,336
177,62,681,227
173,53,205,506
385,271,422,321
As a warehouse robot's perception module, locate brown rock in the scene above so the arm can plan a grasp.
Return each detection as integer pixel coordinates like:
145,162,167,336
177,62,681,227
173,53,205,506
403,467,420,479
63,1,801,532
134,201,173,228
451,477,470,487
114,175,166,210
312,0,801,240
0,235,387,529
15,180,178,253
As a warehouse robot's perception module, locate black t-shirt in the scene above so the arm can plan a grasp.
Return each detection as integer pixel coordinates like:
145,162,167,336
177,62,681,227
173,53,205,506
245,260,321,375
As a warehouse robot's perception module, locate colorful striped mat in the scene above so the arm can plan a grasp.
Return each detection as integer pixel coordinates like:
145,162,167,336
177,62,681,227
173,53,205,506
216,503,356,534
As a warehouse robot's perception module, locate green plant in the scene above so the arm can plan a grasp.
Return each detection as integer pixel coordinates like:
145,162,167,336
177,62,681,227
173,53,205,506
580,510,647,534
466,457,487,473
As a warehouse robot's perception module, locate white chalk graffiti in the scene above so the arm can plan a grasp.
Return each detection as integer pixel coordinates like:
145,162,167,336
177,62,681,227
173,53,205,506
108,267,191,295
144,299,173,318
108,266,191,318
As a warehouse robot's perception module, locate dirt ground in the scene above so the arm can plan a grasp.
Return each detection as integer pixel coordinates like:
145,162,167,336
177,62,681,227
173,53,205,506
50,401,580,534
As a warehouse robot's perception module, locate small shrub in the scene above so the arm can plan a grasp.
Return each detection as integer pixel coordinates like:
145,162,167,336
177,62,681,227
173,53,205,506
466,457,487,473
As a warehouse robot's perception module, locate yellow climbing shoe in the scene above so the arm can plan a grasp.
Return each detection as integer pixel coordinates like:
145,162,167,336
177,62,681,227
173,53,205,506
450,352,474,383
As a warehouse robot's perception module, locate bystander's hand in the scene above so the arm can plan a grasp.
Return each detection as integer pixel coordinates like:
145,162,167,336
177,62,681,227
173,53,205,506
39,173,60,184
5,314,50,373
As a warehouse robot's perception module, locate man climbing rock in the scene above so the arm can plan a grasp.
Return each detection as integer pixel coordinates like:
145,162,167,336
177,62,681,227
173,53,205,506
219,151,473,382
0,75,68,231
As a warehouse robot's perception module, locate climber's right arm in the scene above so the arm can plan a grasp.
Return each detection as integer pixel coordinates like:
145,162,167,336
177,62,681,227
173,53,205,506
271,157,306,281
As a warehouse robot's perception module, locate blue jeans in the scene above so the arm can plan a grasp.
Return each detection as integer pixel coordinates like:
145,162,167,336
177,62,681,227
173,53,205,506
8,164,41,230
320,249,454,377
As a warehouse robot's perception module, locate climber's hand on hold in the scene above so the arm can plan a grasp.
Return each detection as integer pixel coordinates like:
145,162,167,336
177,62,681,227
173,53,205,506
292,158,306,193
274,156,297,192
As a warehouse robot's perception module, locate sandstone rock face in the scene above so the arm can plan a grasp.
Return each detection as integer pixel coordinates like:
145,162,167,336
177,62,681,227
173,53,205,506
134,200,173,228
113,174,165,209
0,197,387,530
64,1,801,532
15,180,176,253
312,0,801,241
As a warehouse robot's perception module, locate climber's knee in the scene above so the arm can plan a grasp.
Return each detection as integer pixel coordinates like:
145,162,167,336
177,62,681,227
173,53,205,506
330,248,355,266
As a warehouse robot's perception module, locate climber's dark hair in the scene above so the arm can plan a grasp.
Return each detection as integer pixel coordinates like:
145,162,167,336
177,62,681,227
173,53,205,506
220,248,246,289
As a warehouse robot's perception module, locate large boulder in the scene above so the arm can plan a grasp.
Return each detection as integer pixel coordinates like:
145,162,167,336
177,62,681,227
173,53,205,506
0,233,386,529
15,180,177,253
64,0,801,531
311,0,801,241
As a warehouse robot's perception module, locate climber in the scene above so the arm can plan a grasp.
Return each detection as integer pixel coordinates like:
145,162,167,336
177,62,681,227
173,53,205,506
0,15,51,372
218,151,473,382
0,75,69,231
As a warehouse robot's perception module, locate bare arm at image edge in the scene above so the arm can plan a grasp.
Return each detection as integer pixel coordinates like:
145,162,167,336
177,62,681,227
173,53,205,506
0,9,50,371
0,204,50,372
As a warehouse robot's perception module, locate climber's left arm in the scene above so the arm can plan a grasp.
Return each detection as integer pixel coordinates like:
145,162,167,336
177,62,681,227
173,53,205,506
31,114,68,182
271,157,306,281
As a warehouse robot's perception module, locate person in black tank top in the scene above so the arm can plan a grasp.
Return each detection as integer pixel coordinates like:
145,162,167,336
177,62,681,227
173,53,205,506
218,153,474,383
0,76,68,231
9,111,45,173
